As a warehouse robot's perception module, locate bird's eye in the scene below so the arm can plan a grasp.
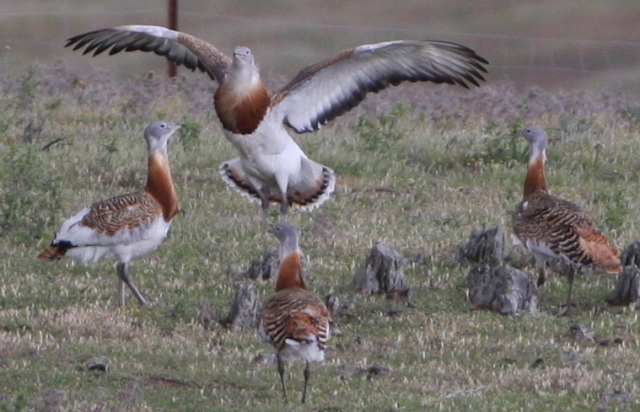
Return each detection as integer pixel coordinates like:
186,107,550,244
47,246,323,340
160,123,166,128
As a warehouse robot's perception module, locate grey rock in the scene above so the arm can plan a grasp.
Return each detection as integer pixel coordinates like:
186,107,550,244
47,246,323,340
464,264,538,315
608,265,640,308
197,298,217,330
224,283,260,330
252,353,276,364
454,226,505,266
245,248,279,280
570,323,595,343
353,242,409,296
621,240,640,267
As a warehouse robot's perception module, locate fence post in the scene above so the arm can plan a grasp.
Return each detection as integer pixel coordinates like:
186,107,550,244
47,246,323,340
168,0,178,77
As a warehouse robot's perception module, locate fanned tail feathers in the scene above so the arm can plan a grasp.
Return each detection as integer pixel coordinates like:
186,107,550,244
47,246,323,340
219,157,335,210
219,158,263,203
293,158,336,210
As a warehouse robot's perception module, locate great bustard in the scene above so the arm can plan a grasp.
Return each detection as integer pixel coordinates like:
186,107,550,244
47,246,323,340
512,126,621,316
258,223,331,403
38,121,182,306
66,26,488,231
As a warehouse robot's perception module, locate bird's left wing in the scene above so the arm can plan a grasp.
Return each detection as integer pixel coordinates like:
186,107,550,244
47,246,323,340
272,40,488,133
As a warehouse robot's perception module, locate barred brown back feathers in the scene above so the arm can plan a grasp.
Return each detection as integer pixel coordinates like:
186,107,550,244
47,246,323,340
260,291,330,352
80,192,163,236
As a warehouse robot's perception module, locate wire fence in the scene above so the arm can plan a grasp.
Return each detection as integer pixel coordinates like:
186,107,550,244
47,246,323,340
1,6,640,96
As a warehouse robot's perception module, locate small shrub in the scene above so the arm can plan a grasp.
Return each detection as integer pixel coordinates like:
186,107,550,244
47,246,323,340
355,103,409,152
179,119,203,153
0,144,62,243
457,118,527,169
17,65,39,110
592,189,629,230
102,138,119,165
619,105,640,129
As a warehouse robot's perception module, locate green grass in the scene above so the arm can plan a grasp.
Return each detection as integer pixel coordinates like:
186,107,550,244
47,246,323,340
1,65,639,411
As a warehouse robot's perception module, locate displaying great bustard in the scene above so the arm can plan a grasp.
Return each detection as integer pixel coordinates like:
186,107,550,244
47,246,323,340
66,26,488,230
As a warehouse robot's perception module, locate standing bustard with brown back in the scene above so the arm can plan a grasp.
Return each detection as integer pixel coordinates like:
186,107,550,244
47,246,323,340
258,223,331,403
38,121,182,306
65,25,488,231
511,126,622,315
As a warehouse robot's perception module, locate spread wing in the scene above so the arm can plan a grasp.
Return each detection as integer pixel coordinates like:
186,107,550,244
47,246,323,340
272,40,489,133
65,25,232,83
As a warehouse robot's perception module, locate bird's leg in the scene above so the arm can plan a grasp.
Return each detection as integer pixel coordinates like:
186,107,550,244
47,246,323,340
565,263,576,316
534,256,546,287
537,266,546,287
301,360,311,403
258,198,272,251
276,177,289,223
277,353,288,402
117,262,147,306
117,275,126,308
559,263,576,317
259,193,271,238
279,197,289,222
261,207,268,238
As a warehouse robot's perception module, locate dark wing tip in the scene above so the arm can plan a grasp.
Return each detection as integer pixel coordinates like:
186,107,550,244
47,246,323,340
65,33,85,48
65,29,101,49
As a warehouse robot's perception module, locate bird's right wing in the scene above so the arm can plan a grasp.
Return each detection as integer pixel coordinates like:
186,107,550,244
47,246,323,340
65,25,231,83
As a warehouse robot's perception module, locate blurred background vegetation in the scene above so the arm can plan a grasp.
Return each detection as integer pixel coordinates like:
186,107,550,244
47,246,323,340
1,0,640,95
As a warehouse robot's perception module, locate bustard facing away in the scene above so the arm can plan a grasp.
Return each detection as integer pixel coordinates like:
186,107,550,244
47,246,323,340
38,121,182,306
66,26,489,231
258,223,331,403
511,126,621,316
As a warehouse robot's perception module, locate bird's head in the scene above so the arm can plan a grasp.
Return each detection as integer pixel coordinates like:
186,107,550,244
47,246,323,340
144,121,182,153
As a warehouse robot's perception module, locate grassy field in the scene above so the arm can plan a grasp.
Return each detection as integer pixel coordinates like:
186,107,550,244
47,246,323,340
1,63,640,411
